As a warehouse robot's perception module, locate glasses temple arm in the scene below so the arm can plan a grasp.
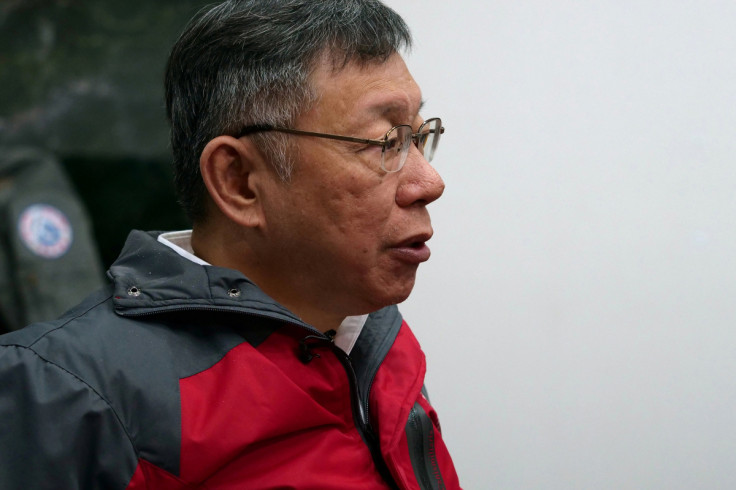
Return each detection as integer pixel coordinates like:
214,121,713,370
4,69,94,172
237,125,387,147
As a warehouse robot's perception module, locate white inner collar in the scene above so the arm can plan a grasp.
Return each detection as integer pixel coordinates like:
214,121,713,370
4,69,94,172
158,230,209,266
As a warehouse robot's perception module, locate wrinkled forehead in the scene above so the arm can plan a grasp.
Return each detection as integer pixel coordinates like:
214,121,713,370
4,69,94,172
305,50,423,127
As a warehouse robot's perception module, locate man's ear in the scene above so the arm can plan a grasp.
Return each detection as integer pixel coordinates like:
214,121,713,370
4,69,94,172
199,135,266,228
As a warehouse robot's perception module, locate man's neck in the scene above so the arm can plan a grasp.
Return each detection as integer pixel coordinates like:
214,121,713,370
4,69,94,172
191,226,345,333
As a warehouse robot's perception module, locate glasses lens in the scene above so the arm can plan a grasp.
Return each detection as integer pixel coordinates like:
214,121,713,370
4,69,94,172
381,125,412,172
419,118,442,163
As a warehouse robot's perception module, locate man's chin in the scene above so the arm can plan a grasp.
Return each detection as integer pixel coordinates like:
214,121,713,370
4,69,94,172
372,279,417,310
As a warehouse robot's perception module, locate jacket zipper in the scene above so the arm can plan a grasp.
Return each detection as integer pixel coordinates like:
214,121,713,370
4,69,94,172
330,344,399,490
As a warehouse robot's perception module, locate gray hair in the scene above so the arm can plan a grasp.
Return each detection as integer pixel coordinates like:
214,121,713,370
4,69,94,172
164,0,412,223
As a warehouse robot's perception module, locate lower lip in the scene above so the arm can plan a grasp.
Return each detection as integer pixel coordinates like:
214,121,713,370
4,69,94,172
390,243,431,264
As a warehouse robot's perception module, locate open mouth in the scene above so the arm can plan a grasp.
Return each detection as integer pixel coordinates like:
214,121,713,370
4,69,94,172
390,238,431,264
395,232,432,249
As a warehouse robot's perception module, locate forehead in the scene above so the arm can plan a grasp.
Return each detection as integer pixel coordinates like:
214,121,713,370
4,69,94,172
304,52,423,129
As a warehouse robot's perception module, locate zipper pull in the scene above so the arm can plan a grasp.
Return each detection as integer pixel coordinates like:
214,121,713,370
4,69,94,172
298,332,333,364
298,340,320,364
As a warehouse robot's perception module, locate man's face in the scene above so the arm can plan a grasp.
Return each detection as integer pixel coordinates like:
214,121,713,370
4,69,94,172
258,53,444,317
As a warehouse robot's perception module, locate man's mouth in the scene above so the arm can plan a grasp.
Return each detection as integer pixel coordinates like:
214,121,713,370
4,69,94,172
390,233,433,263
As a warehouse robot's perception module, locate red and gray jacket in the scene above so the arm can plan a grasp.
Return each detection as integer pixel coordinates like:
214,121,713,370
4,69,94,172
0,230,461,489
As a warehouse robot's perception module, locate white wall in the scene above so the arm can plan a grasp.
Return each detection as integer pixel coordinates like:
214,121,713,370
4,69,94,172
385,1,736,488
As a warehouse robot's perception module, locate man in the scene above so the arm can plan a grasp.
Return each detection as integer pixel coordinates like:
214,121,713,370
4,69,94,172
0,1,460,488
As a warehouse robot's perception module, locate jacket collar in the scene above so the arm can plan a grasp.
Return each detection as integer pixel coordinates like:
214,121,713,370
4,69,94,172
108,230,303,325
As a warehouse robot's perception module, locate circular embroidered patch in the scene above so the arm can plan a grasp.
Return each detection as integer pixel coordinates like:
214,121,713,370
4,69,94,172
18,204,74,259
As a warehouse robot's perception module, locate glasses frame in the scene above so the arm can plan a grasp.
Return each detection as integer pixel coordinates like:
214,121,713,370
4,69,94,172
236,117,444,173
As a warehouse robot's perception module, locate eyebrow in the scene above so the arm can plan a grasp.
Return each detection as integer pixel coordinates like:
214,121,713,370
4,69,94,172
347,93,425,134
373,97,426,123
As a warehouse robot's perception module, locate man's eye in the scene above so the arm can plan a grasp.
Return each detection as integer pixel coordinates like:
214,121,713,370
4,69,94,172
385,137,402,152
356,144,382,154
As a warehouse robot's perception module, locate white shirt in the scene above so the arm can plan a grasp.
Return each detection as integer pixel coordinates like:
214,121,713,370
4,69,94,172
158,230,367,354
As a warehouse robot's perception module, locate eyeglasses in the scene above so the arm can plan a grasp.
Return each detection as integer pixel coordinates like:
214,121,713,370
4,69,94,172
236,117,444,173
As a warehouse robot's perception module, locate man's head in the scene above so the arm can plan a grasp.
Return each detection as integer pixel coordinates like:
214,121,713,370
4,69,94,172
165,0,445,330
165,0,412,223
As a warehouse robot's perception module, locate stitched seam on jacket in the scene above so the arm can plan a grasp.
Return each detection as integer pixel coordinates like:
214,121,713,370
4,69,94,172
23,291,113,348
407,407,435,490
406,403,445,490
204,266,216,301
5,344,140,462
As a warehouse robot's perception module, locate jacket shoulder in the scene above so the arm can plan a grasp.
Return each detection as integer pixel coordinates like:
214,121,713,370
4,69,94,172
0,331,138,488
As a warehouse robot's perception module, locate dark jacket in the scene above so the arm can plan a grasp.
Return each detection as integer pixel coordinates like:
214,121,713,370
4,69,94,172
0,230,460,489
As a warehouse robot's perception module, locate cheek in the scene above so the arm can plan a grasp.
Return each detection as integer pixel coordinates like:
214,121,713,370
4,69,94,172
341,195,398,252
288,149,400,255
322,175,396,235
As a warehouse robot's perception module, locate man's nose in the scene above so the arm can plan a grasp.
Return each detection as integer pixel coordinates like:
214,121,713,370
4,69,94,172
395,147,445,207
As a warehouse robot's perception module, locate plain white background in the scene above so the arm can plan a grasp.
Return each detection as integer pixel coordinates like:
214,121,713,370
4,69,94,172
385,1,736,488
